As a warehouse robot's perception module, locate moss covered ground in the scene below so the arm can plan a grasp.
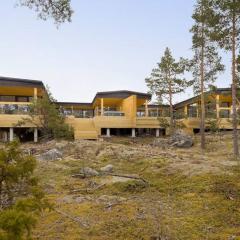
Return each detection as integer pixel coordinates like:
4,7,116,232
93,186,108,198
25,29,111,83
27,133,240,240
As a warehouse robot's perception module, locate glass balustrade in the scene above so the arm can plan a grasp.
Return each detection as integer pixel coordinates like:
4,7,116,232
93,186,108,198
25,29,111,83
0,104,30,114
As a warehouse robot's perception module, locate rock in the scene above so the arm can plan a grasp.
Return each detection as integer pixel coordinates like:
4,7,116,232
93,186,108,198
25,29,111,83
100,164,114,173
38,148,63,161
169,131,193,148
80,167,99,177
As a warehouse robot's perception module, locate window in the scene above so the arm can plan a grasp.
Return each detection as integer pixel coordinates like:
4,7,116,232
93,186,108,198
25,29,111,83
219,109,230,118
220,102,230,108
16,96,28,102
188,105,197,118
0,96,15,102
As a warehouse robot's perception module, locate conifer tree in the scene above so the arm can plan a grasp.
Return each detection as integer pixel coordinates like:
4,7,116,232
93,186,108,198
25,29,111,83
210,0,240,158
145,48,191,133
0,141,49,239
190,0,224,150
18,0,73,24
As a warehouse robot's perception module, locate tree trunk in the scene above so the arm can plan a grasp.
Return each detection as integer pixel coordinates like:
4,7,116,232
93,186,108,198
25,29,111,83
200,19,206,150
169,81,174,135
231,9,239,159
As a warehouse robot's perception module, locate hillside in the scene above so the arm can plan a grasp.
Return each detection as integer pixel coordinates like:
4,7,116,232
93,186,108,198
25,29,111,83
23,133,240,240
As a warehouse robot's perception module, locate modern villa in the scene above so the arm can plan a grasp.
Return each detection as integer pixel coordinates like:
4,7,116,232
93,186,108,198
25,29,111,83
0,76,236,142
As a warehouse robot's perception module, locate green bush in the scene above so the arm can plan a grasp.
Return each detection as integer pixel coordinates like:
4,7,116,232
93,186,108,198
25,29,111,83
0,141,50,239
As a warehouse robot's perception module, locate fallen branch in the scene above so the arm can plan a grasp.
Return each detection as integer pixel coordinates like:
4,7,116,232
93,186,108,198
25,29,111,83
70,183,106,194
71,173,86,179
106,173,149,184
54,209,89,228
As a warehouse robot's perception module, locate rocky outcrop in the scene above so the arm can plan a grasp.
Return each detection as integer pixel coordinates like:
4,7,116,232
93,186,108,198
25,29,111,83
38,148,63,161
169,131,193,148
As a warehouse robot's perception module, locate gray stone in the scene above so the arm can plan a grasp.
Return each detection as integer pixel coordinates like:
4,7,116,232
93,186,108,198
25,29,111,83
100,164,114,173
38,148,63,161
80,167,99,177
170,131,193,148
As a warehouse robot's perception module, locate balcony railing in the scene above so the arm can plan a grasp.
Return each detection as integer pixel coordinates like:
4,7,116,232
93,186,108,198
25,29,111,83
103,111,125,116
0,103,30,115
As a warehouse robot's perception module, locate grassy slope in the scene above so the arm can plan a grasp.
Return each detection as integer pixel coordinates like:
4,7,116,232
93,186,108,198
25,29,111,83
31,134,240,240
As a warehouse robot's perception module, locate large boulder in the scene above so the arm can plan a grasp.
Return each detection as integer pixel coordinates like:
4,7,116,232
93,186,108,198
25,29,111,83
100,164,114,173
169,131,193,148
80,167,99,177
38,148,63,161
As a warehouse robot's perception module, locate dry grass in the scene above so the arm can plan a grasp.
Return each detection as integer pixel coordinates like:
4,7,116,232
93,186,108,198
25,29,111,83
21,133,240,240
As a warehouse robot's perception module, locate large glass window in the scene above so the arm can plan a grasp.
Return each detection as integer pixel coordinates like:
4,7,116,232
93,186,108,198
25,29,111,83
0,96,15,102
220,102,230,108
188,104,198,118
16,96,28,102
219,109,230,118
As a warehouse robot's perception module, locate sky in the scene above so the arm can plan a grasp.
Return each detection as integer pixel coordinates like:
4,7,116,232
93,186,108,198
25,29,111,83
0,0,232,104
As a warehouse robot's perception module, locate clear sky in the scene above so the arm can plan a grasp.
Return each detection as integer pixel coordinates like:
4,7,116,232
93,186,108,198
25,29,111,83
0,0,232,103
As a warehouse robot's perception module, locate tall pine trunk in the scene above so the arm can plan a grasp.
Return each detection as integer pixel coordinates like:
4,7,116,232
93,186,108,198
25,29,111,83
200,19,206,150
169,81,174,135
231,8,239,159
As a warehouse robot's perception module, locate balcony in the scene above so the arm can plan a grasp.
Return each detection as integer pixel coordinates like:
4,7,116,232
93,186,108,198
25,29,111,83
0,103,31,115
103,111,125,116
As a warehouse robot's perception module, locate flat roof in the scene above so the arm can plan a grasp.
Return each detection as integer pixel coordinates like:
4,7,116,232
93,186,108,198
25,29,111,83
0,76,45,88
174,88,232,108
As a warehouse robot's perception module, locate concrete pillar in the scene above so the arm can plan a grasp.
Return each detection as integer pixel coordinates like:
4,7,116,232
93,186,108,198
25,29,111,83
132,128,136,138
33,88,38,101
106,128,111,137
34,128,38,143
3,131,8,142
216,94,220,118
9,128,14,142
156,129,160,138
101,98,104,116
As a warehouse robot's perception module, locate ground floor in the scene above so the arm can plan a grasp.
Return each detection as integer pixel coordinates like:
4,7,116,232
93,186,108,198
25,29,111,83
0,127,39,142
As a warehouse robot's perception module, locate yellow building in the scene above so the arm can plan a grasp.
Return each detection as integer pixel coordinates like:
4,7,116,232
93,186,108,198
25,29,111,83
0,76,236,142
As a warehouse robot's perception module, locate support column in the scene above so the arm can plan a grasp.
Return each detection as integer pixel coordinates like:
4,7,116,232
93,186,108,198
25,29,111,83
196,103,199,118
216,94,220,118
106,128,111,137
184,105,188,117
101,98,104,116
132,128,136,138
156,129,160,138
33,88,38,101
9,128,14,142
145,100,149,117
34,128,38,143
3,131,8,142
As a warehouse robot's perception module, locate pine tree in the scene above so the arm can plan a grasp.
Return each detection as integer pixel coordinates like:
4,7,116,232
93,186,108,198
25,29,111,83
18,0,73,24
210,0,240,159
0,141,50,239
17,87,74,140
145,47,192,134
190,0,224,150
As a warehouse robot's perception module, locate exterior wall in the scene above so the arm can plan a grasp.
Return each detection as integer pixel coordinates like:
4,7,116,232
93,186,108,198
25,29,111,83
0,114,35,128
121,95,137,120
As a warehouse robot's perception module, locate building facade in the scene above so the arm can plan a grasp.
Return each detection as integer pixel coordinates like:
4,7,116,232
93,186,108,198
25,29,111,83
0,77,237,142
